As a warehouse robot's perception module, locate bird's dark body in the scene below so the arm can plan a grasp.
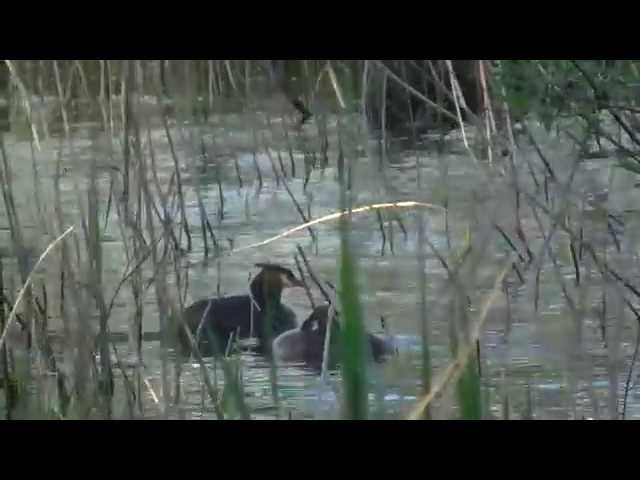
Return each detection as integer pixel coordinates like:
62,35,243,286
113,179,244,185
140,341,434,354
182,295,297,355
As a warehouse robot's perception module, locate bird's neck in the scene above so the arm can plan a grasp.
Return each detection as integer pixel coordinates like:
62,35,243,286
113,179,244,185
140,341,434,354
250,275,282,310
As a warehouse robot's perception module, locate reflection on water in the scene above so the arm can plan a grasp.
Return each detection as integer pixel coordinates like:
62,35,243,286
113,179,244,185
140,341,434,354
1,94,640,420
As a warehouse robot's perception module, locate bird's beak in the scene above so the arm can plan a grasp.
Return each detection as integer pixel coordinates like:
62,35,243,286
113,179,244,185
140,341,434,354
282,274,305,289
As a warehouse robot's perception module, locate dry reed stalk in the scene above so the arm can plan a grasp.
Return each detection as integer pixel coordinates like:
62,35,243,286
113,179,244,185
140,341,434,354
293,254,315,308
321,287,338,381
445,60,470,152
232,201,444,254
52,61,70,138
0,226,74,351
160,107,192,251
408,256,513,419
373,60,460,125
4,60,41,150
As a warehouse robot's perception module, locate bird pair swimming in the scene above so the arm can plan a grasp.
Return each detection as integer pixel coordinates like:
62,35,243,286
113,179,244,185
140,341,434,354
178,263,394,370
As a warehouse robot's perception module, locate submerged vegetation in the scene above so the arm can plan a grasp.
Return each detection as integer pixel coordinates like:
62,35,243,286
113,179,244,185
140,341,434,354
1,60,640,420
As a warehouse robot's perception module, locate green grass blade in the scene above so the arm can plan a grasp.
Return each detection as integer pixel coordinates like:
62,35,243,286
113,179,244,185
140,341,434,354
338,226,368,420
457,355,482,420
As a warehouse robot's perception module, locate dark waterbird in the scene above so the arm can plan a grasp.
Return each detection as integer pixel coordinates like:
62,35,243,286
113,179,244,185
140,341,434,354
272,304,396,371
178,263,304,357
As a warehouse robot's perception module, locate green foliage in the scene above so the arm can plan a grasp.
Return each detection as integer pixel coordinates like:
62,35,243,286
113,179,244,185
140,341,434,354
338,230,369,420
497,60,603,129
458,356,482,420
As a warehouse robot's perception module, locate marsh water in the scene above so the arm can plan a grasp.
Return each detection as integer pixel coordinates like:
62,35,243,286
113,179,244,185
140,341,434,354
2,89,640,420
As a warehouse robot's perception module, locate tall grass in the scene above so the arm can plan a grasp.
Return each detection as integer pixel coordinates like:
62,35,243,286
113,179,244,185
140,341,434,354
336,126,368,420
338,217,368,420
